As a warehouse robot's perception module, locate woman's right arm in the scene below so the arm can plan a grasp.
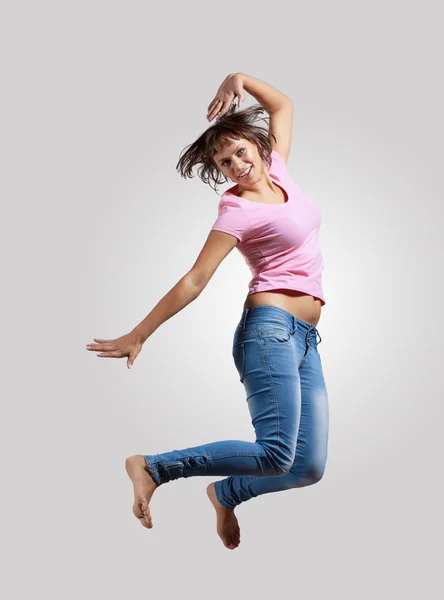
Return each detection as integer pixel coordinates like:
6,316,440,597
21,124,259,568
131,274,202,343
132,230,238,343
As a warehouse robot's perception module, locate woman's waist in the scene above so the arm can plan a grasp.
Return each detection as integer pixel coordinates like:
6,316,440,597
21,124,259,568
243,290,321,327
235,303,322,349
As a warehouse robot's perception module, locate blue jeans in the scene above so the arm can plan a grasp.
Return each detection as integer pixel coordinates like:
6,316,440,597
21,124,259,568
144,305,329,510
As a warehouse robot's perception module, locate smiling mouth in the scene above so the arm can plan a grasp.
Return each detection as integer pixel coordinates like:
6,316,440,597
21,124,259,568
238,166,253,179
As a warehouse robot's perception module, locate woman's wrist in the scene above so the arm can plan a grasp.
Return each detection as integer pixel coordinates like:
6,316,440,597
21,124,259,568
234,73,290,114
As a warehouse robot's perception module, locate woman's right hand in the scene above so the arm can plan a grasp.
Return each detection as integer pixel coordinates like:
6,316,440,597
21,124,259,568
86,330,145,369
206,73,245,122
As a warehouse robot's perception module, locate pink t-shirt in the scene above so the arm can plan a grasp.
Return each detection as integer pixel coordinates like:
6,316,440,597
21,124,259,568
210,149,326,306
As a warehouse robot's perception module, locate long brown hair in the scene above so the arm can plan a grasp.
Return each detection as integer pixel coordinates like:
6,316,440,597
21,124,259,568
176,103,277,194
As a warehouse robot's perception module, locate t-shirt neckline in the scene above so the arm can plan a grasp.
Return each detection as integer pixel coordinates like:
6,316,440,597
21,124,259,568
226,173,290,206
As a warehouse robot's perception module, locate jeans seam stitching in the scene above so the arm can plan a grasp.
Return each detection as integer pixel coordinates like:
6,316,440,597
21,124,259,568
259,338,281,455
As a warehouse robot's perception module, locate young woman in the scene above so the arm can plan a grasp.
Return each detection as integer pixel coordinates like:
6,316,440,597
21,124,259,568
86,73,329,551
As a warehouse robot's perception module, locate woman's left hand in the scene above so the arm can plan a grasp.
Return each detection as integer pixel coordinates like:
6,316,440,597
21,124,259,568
206,73,245,122
85,331,143,369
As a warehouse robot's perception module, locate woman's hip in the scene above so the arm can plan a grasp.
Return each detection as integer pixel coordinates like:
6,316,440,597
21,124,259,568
232,305,323,376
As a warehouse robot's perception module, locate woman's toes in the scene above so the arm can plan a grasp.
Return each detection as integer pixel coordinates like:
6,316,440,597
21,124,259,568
141,502,152,524
139,517,153,529
134,500,152,528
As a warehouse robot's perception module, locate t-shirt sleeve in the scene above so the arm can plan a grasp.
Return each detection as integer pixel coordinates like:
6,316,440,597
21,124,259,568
210,201,251,243
269,149,288,177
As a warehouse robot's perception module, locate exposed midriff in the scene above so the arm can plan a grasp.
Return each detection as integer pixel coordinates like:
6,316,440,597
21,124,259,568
243,290,322,327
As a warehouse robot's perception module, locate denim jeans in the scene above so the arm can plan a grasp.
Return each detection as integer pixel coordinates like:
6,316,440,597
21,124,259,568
144,305,329,510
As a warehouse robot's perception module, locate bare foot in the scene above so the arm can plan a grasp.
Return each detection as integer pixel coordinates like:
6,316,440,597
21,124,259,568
125,455,158,529
206,483,241,550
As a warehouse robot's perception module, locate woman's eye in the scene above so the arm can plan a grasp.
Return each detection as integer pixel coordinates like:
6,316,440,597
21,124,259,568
223,149,244,166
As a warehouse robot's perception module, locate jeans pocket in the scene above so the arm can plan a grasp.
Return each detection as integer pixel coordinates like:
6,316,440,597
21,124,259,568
232,342,246,383
257,325,293,346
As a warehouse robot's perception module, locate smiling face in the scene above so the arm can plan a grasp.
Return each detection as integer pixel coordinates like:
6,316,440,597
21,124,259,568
213,137,263,186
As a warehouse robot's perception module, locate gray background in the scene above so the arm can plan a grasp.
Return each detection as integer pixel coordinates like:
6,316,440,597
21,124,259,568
1,0,442,598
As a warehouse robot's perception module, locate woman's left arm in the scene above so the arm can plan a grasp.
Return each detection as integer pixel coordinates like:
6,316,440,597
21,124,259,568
240,73,293,162
238,73,292,115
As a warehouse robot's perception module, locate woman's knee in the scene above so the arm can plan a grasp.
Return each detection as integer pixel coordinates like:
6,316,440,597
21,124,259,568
259,447,294,477
306,465,326,484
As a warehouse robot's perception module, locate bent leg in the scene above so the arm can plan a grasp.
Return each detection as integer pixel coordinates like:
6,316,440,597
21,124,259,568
144,330,301,493
214,345,329,509
144,438,278,487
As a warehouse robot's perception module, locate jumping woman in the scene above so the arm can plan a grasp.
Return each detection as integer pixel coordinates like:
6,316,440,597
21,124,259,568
86,73,329,551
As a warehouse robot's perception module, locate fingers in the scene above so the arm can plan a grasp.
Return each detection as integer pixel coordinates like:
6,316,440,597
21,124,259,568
89,345,123,358
207,97,221,113
234,89,244,108
88,347,119,357
86,334,141,364
207,98,222,121
86,342,119,359
86,341,114,351
86,342,138,363
207,92,237,121
216,98,233,120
